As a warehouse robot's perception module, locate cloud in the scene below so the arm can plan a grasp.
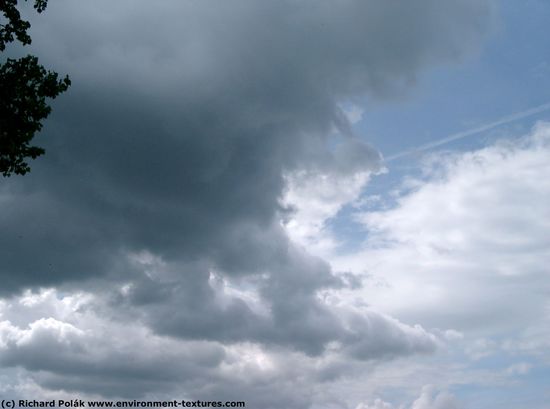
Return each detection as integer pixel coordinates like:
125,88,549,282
1,0,496,289
356,385,460,409
335,123,550,337
0,0,497,404
356,398,396,409
410,386,460,409
504,362,532,376
0,289,431,406
281,138,382,255
108,248,438,358
0,291,227,398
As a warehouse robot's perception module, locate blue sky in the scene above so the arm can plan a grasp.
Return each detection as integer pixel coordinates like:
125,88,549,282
361,0,550,157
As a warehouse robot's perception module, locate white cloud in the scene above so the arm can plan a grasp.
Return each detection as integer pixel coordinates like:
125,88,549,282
333,123,550,341
504,362,532,376
281,138,381,256
464,338,498,360
356,398,397,409
410,385,460,409
282,168,372,254
300,124,550,407
341,104,365,125
355,385,460,409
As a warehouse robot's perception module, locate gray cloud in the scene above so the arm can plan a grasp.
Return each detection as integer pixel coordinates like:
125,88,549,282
0,289,432,408
2,0,496,281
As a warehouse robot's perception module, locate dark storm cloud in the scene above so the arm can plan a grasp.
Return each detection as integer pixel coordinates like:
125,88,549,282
0,0,495,377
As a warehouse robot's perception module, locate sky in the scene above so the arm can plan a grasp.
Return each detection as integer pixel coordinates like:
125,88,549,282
1,1,549,408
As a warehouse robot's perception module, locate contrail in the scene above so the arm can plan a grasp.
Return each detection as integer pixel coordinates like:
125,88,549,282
384,102,550,162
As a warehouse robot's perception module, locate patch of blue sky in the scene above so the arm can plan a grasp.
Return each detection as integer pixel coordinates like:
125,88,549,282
426,341,549,409
355,0,550,159
456,366,550,409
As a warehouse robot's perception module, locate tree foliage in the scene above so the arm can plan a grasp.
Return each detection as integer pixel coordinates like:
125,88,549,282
0,0,70,176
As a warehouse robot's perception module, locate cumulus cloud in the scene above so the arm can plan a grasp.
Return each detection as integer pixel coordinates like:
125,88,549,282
335,123,550,336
